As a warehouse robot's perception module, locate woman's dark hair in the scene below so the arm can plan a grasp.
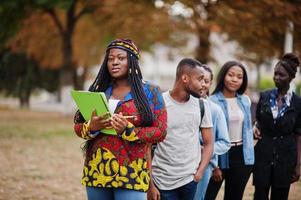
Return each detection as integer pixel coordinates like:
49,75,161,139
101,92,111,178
276,53,300,79
212,61,248,95
87,51,153,126
201,64,213,81
74,39,154,153
201,64,213,96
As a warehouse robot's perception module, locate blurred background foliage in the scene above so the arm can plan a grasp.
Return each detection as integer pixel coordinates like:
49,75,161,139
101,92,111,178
1,0,301,107
258,76,275,91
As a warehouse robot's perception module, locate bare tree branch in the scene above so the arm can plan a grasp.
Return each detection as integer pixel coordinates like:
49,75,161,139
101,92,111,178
45,8,64,36
74,7,94,22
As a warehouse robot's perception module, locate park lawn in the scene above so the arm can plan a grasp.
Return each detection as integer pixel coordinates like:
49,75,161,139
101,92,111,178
0,109,300,200
0,109,85,200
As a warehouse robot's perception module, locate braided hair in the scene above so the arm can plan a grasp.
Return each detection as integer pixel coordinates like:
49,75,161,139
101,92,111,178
74,39,153,127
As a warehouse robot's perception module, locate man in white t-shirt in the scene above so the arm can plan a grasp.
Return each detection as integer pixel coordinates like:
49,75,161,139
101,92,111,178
148,58,213,200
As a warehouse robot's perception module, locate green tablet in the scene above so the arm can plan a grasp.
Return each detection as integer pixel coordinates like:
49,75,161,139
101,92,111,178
71,90,117,135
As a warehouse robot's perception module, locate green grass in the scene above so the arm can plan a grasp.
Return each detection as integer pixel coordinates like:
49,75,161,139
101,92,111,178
0,109,86,200
0,110,74,139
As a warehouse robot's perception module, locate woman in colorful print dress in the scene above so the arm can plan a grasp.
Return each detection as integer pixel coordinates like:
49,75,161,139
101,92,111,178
73,39,167,200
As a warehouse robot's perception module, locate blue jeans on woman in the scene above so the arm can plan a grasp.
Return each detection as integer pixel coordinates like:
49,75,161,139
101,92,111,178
194,165,213,200
159,180,198,200
86,186,146,200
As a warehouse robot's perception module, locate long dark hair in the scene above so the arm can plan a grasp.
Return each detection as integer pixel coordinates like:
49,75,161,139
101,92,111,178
88,51,153,126
212,61,248,95
74,40,154,154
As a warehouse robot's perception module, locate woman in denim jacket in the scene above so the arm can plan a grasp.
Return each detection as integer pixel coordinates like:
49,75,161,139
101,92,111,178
194,64,231,200
205,61,254,200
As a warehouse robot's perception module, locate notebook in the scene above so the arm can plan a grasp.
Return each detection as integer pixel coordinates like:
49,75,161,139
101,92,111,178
71,90,117,135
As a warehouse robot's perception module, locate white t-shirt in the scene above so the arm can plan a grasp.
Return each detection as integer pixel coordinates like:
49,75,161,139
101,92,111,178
152,91,213,190
226,98,244,142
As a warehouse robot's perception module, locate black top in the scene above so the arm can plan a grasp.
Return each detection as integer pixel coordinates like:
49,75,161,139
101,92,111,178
253,89,301,187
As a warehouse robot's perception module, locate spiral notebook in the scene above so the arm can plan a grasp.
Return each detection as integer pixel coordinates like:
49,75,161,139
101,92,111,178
71,90,117,135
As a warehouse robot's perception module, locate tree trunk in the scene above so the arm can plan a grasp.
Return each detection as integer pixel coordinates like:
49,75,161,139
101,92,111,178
73,67,87,90
57,0,77,100
55,87,62,103
57,31,74,102
19,90,30,108
47,0,92,101
195,27,210,64
19,98,29,108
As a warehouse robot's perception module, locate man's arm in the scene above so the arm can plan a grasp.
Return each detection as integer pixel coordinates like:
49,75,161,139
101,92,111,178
194,127,213,182
147,145,161,200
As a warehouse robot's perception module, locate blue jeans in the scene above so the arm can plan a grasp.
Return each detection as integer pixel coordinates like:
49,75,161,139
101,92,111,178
194,165,213,200
86,186,146,200
159,180,198,200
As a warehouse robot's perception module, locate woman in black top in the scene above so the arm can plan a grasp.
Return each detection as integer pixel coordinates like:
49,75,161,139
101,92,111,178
253,53,301,200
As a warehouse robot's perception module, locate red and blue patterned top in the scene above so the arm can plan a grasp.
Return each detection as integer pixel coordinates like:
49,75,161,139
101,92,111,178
74,82,167,192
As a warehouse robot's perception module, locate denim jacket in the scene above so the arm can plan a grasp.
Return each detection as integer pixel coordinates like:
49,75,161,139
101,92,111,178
200,100,231,168
210,91,254,168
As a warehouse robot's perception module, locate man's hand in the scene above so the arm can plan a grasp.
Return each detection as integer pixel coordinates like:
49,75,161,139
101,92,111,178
194,169,204,182
147,183,160,200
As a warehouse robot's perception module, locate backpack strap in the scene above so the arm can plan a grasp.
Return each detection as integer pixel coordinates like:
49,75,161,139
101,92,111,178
199,99,205,128
199,99,205,144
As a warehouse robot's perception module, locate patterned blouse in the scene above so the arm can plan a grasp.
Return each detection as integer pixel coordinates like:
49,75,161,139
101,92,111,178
73,82,167,192
269,88,293,120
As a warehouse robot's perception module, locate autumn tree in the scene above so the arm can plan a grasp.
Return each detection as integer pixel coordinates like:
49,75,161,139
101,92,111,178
0,0,28,49
6,0,179,100
7,0,105,93
156,0,220,63
213,0,301,59
212,0,301,89
0,48,59,107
